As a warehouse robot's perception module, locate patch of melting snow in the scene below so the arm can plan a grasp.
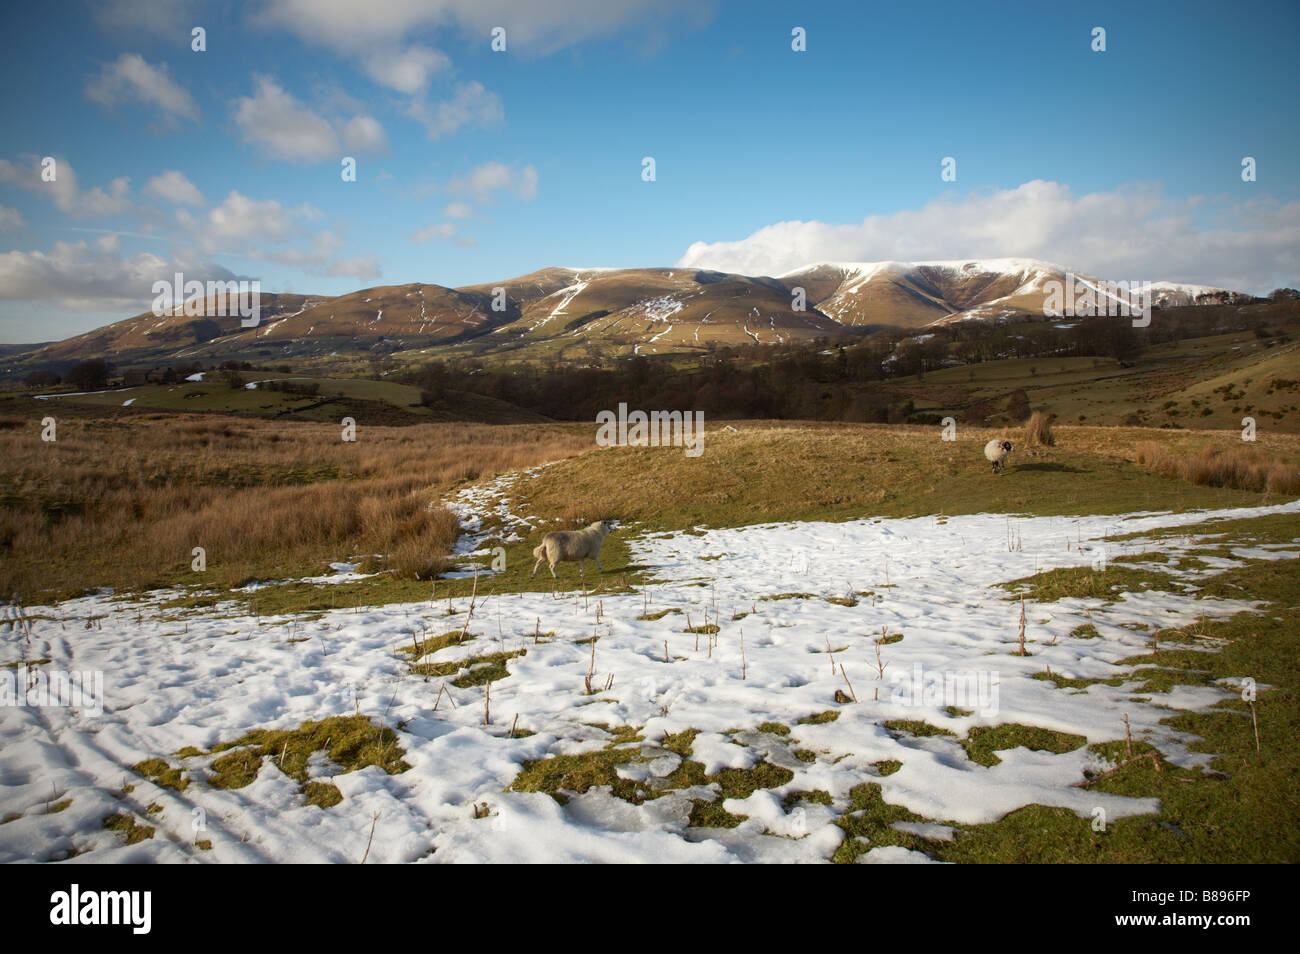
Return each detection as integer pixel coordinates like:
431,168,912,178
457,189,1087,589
2,494,1295,863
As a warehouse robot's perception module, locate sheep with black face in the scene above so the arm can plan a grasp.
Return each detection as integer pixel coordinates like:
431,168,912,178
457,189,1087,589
984,439,1014,475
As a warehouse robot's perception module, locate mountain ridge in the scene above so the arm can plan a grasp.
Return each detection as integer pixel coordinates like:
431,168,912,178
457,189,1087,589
2,259,1250,372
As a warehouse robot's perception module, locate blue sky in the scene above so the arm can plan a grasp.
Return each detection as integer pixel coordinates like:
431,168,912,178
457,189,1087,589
1,0,1298,341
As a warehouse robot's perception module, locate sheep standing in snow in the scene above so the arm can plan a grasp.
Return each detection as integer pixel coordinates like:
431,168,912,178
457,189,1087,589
984,438,1014,475
531,520,616,579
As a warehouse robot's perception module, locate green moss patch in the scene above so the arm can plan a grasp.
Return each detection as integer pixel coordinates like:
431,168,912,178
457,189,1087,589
411,649,525,687
1030,670,1125,691
132,757,189,792
883,719,956,739
636,608,680,621
103,812,154,845
961,724,1088,767
797,710,840,725
999,565,1184,602
204,715,409,808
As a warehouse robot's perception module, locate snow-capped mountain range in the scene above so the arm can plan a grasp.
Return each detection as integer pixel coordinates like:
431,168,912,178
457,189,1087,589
8,259,1248,368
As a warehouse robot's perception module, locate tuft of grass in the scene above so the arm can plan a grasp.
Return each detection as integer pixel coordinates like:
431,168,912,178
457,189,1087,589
999,564,1184,602
132,758,189,792
832,783,928,863
1031,670,1125,691
883,720,957,739
636,608,680,621
688,799,747,828
103,812,154,845
410,649,525,687
1024,411,1056,448
204,715,409,808
797,710,840,725
402,629,473,660
661,729,699,756
783,789,833,809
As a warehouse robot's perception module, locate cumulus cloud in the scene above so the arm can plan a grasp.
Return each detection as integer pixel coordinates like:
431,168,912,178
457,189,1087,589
143,170,204,206
327,255,383,279
443,202,474,219
675,180,1300,294
256,0,700,55
232,76,389,162
340,115,388,153
85,53,198,124
94,0,197,37
411,222,475,247
171,193,373,279
0,206,24,229
0,238,238,312
0,155,132,217
232,76,340,162
200,191,298,244
447,161,538,203
408,81,503,140
362,45,450,94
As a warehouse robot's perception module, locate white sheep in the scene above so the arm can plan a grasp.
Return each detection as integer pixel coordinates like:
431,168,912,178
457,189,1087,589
984,438,1014,475
530,520,616,579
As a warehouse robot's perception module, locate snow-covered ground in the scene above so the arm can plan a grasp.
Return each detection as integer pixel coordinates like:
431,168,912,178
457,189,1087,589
1,495,1295,864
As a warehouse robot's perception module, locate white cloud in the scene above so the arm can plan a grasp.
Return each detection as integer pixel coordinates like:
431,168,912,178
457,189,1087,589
411,222,475,247
0,238,238,311
201,191,297,245
0,156,132,217
443,202,474,219
447,161,538,203
0,206,25,229
409,81,503,139
181,195,372,279
362,45,450,94
232,76,340,162
233,76,389,163
94,0,196,37
341,115,388,153
256,0,696,54
327,256,383,279
144,170,204,206
85,53,198,124
675,180,1300,294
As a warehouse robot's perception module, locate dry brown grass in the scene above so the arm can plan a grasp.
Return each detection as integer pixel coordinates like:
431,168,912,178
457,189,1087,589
0,415,594,601
1134,441,1300,495
1024,411,1056,448
514,421,1296,533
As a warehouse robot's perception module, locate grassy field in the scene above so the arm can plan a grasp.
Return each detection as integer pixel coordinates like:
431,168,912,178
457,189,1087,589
510,421,1300,531
14,376,542,425
4,398,1295,613
890,332,1300,432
